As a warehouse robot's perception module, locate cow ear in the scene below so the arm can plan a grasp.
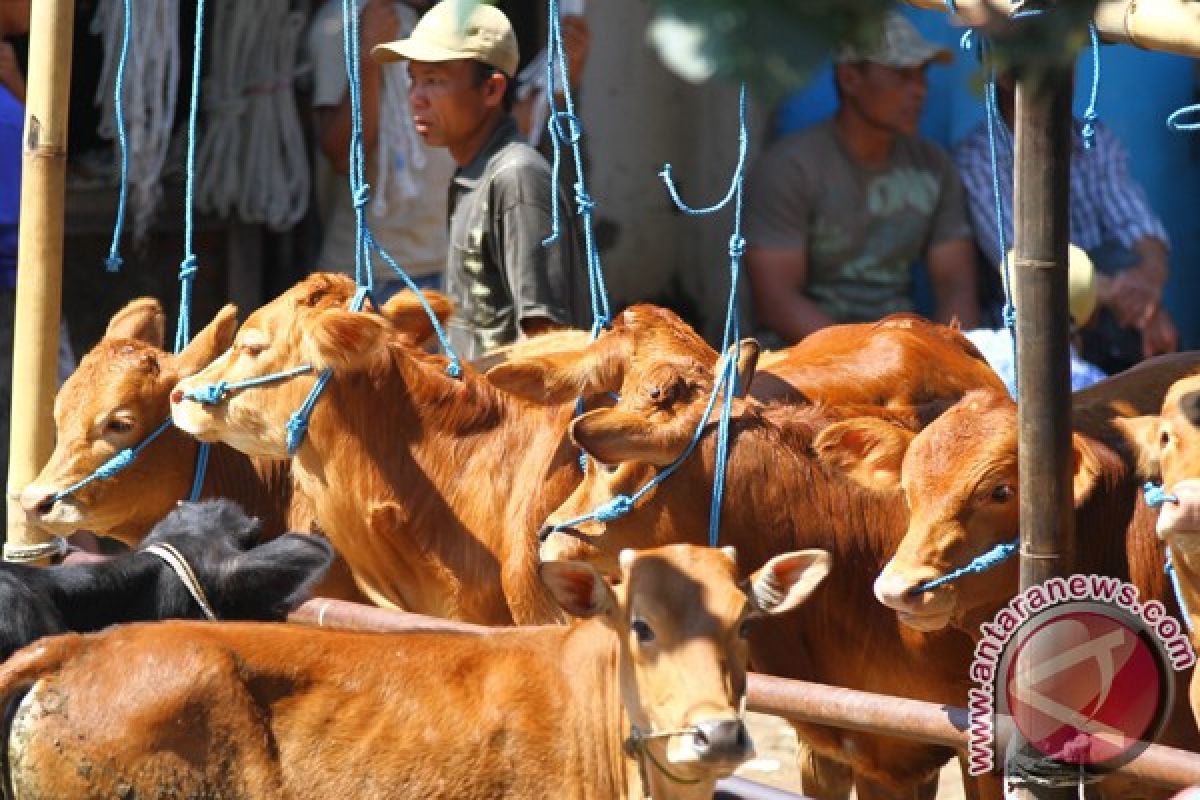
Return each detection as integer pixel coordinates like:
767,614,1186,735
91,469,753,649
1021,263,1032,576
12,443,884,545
734,338,760,396
1112,415,1164,480
749,549,831,616
571,408,687,467
488,344,623,404
224,533,335,618
105,297,166,347
379,289,453,347
540,560,614,618
813,418,913,492
1072,432,1110,503
175,304,239,377
302,309,390,372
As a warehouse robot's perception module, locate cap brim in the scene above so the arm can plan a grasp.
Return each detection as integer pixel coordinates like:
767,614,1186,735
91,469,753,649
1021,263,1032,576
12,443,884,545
371,39,470,65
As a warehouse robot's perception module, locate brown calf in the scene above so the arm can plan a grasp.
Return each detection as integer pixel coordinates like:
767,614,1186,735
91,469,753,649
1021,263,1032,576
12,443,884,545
0,544,830,800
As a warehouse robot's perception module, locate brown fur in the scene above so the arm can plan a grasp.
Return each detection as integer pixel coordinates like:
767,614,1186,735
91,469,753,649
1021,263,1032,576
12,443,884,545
0,545,822,800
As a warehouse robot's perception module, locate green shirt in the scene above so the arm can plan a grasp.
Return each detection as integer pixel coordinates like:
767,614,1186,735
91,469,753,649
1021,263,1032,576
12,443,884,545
446,115,586,361
745,120,970,325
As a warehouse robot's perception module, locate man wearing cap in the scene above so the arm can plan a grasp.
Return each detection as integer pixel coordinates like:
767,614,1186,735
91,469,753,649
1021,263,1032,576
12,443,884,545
745,12,979,344
372,0,585,360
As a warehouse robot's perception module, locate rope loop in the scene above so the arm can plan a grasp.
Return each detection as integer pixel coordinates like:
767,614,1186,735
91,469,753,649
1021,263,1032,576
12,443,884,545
1144,481,1179,508
574,181,595,216
178,254,199,281
352,183,372,210
549,110,584,145
1167,104,1200,132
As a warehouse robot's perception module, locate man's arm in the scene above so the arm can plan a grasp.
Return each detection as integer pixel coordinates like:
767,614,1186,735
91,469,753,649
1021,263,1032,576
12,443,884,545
926,238,980,329
1095,236,1168,330
315,0,397,175
745,247,835,343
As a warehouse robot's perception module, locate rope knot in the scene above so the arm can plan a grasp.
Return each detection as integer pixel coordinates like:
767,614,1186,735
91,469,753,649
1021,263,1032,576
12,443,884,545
595,494,634,522
1144,481,1179,508
728,234,746,260
574,182,595,216
445,359,462,379
550,111,584,145
1002,303,1017,329
105,254,124,273
1081,111,1098,151
178,255,199,281
95,448,136,480
188,382,229,406
285,411,308,456
353,184,372,210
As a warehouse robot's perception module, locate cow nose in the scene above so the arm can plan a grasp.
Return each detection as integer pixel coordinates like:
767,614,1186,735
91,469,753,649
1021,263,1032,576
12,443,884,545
874,568,925,611
1182,390,1200,428
20,486,57,516
170,388,185,404
691,719,753,763
537,524,556,544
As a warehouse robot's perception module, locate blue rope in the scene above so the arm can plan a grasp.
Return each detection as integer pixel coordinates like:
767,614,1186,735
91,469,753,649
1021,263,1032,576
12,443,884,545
1144,482,1192,631
911,539,1020,594
1167,104,1200,132
176,0,207,354
337,0,459,376
103,0,133,272
51,419,173,503
286,369,334,456
542,0,611,332
188,441,211,502
554,85,750,548
1081,23,1101,150
185,364,315,406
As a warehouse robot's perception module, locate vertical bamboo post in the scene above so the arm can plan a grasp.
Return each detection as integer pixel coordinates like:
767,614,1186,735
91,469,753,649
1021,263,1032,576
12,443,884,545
1008,61,1077,800
5,0,75,557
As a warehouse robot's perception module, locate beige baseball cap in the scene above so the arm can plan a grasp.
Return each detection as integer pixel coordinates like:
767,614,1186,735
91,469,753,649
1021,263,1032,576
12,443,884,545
372,0,519,77
834,12,952,68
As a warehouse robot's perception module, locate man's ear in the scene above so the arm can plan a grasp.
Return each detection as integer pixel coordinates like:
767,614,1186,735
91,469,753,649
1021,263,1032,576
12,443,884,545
749,549,832,616
1112,415,1164,480
302,309,390,372
379,289,453,347
105,297,166,347
812,418,913,493
540,560,614,618
175,304,240,377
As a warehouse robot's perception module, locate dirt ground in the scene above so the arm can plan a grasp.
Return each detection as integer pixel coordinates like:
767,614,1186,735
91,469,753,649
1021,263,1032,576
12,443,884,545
736,712,968,799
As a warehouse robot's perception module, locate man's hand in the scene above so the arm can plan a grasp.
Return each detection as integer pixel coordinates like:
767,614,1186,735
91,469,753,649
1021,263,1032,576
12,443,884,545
1140,306,1179,360
559,15,591,89
361,0,400,51
1102,267,1163,330
0,41,25,103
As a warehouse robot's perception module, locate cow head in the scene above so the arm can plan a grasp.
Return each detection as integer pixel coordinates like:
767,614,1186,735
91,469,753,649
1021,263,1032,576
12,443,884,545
815,389,1106,633
18,299,239,544
540,544,829,785
171,273,453,458
139,497,335,619
1118,374,1200,558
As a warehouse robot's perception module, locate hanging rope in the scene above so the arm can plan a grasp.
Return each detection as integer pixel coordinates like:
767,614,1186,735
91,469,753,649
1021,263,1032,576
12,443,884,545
1144,481,1193,631
552,85,750,549
1167,104,1200,132
94,0,180,261
195,0,310,230
542,0,611,335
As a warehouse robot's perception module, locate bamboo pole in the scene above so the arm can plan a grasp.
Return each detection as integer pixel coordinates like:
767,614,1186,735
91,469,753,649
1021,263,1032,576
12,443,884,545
4,0,75,559
905,0,1200,58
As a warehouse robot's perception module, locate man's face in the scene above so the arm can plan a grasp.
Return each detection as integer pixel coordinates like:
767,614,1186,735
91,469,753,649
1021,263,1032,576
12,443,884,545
406,59,497,149
839,61,930,136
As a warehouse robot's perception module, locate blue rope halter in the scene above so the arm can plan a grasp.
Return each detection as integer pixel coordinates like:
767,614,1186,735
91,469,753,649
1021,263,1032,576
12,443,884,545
1144,481,1192,632
184,364,325,457
910,539,1020,595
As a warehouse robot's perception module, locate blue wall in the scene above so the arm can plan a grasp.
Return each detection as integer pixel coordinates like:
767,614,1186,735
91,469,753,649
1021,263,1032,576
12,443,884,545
774,9,1200,347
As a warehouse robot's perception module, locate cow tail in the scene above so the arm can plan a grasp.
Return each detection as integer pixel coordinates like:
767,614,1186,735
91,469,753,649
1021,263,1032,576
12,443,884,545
0,633,83,800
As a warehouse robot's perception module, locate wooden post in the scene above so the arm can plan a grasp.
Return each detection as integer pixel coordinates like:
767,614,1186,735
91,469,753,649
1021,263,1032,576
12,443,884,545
1008,61,1077,800
5,0,75,557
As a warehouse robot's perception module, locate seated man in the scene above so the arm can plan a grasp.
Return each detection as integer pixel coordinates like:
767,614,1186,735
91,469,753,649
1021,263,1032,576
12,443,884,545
745,12,980,344
957,75,1178,374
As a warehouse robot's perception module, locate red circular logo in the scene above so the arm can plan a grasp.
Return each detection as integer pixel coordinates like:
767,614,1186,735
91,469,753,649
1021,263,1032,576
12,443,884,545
1004,607,1167,767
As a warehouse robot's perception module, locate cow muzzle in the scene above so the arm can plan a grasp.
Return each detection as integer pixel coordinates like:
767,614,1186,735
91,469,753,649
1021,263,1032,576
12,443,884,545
538,525,601,563
1157,479,1200,556
17,484,84,531
874,562,957,631
680,718,754,769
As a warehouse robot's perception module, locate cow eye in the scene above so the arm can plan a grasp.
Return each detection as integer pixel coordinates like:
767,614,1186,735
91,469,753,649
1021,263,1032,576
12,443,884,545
990,484,1014,503
105,417,135,434
631,618,655,644
1161,430,1171,449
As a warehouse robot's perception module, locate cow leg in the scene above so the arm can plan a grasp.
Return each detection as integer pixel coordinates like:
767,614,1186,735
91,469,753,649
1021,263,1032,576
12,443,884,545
797,741,852,800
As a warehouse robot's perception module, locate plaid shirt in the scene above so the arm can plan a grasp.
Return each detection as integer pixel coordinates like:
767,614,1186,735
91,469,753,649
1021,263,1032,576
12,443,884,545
955,119,1169,268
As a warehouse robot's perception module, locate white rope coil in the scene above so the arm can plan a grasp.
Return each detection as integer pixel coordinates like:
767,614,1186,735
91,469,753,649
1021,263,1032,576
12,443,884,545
196,0,310,231
92,0,180,244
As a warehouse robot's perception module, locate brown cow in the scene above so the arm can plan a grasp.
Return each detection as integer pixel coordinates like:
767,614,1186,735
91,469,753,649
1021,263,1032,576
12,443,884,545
170,273,598,624
0,544,830,800
1113,372,1200,725
497,345,996,798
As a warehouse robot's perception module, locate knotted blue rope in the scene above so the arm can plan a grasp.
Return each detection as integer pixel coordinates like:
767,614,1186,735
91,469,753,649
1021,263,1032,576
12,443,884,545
1080,23,1101,150
50,419,173,503
185,364,316,406
910,539,1020,594
338,0,460,377
1144,481,1192,631
542,0,611,333
103,0,133,272
554,85,750,548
